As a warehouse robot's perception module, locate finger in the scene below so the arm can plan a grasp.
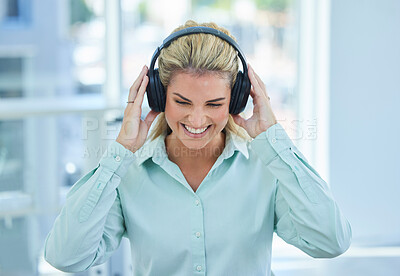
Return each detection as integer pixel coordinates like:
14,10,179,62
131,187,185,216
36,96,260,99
131,65,148,92
130,75,149,116
248,64,261,90
128,65,148,101
248,64,258,86
249,86,256,98
249,65,269,99
232,114,246,129
144,110,160,128
252,70,269,99
124,74,148,118
251,66,266,91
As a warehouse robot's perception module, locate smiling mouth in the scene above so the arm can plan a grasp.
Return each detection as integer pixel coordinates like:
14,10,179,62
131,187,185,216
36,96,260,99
181,123,211,134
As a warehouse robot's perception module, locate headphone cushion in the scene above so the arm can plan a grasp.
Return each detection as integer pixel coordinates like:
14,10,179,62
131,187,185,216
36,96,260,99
230,72,241,114
146,70,158,112
147,69,166,112
230,71,251,114
238,73,251,114
154,69,166,112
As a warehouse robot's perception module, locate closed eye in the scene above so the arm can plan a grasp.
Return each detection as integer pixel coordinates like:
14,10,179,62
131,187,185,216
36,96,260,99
175,100,190,105
175,100,222,107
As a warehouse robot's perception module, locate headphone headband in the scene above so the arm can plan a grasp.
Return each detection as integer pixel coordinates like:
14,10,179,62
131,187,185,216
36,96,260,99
149,26,248,77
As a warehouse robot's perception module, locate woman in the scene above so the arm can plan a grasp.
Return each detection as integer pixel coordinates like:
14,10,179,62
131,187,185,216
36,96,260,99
44,21,351,275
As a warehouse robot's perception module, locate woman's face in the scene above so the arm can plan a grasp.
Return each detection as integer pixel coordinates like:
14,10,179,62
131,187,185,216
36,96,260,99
165,72,231,150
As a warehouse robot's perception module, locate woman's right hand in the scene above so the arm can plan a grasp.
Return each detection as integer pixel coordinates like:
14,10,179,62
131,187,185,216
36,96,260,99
116,65,160,153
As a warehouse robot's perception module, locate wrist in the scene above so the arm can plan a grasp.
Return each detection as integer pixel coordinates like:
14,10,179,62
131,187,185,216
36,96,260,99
252,119,277,138
116,138,137,154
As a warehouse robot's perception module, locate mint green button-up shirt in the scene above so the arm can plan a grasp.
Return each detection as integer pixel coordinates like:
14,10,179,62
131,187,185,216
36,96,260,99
44,123,352,275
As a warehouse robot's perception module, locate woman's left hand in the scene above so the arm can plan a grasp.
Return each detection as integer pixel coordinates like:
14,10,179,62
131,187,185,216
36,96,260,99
232,64,277,138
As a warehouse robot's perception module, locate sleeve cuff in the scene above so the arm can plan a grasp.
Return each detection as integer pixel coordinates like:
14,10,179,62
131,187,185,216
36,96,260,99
99,140,136,178
250,123,295,165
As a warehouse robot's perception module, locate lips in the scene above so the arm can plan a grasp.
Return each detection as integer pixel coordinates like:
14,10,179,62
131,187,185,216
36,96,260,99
184,124,209,134
181,123,211,138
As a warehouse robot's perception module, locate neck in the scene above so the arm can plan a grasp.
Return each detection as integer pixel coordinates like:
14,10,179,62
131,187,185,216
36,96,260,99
165,132,225,164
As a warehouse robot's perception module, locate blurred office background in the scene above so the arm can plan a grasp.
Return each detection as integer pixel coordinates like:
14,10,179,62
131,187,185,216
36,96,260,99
0,0,399,275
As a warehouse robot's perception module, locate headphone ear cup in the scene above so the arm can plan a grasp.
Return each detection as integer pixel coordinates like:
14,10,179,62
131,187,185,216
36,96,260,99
146,69,159,112
230,72,242,114
147,69,166,112
230,71,250,114
154,69,166,112
229,72,243,114
237,72,251,114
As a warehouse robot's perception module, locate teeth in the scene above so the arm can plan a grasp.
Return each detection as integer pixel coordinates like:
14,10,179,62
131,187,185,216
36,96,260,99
184,124,208,134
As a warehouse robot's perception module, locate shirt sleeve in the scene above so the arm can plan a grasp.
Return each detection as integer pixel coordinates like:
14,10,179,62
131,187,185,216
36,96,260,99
249,123,352,258
44,141,135,272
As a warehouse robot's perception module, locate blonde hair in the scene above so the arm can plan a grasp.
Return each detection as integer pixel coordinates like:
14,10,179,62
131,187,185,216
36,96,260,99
148,20,250,141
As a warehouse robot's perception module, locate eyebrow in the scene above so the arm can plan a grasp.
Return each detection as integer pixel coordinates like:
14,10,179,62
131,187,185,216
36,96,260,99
173,93,226,103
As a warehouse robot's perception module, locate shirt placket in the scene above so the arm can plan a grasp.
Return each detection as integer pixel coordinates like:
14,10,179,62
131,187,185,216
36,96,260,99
191,195,206,275
157,159,208,274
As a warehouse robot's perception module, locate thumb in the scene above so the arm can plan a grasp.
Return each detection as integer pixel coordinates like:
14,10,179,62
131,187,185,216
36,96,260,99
144,110,160,128
232,114,246,129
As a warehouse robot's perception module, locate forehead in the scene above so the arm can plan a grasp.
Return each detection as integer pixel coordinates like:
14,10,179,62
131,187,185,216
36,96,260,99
167,72,230,99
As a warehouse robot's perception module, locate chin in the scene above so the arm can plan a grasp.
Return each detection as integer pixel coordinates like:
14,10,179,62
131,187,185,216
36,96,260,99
181,140,210,151
168,122,225,152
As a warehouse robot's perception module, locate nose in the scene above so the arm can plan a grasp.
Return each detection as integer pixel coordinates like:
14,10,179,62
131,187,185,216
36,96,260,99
187,108,207,128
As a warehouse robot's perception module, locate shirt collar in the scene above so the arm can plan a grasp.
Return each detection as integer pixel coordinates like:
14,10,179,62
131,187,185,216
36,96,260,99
135,130,249,166
221,130,249,160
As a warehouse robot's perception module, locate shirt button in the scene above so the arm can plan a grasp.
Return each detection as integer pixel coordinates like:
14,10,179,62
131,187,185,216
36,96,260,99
271,138,277,144
196,265,202,271
114,155,121,162
195,200,200,206
195,232,201,238
97,182,103,190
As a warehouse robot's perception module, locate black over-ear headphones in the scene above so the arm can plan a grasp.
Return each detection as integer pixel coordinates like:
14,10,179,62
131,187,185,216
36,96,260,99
146,26,251,115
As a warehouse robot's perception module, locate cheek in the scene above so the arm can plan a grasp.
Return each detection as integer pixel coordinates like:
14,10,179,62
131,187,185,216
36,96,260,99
212,108,229,125
165,101,184,126
165,98,176,117
164,102,174,127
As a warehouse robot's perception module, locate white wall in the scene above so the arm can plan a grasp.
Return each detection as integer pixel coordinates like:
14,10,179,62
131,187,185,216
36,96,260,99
329,0,400,246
